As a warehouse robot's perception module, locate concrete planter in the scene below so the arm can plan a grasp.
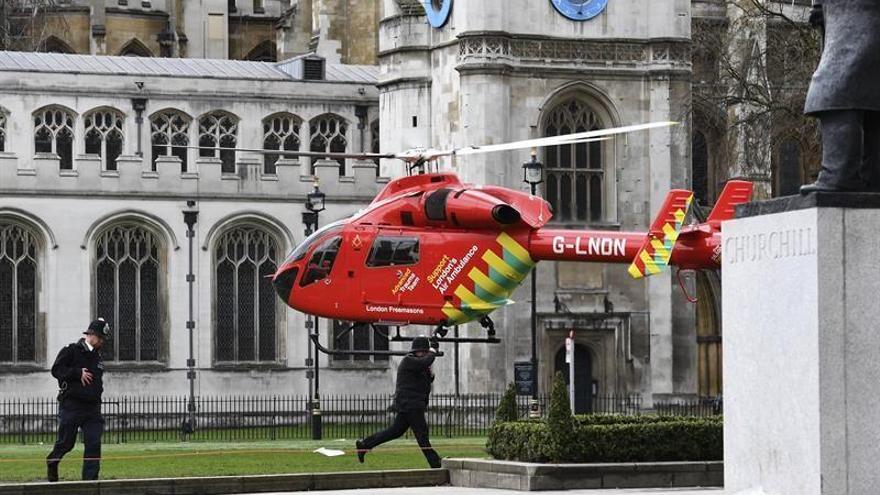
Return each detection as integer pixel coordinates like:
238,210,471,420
443,458,723,491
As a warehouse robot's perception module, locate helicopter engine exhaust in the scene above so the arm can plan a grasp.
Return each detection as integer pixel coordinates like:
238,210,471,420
423,188,521,228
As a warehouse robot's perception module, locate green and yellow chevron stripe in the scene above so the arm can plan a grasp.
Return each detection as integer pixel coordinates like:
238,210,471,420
442,232,534,324
627,195,692,279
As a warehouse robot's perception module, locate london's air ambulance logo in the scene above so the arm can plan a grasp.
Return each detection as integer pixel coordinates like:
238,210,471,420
442,232,534,325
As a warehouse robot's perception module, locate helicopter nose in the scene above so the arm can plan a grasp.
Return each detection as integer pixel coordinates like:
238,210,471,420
272,266,299,305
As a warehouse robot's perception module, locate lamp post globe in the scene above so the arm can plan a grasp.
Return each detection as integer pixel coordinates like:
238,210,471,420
306,180,326,214
522,149,544,189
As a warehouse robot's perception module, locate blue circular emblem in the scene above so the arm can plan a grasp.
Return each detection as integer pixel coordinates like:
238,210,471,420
424,0,453,28
550,0,608,21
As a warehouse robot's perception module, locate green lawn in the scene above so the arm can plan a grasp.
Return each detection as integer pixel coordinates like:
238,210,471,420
0,437,488,482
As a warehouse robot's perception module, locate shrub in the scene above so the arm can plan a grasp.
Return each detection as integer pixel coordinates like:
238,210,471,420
575,414,723,426
494,383,518,423
486,414,722,463
545,372,575,461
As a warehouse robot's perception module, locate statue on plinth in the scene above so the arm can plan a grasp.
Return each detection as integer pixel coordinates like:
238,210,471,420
800,0,880,194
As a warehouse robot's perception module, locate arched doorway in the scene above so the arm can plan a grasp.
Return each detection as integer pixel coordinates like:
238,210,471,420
554,343,593,414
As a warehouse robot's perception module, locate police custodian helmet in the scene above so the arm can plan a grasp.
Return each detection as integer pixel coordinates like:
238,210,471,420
411,336,430,352
84,318,111,339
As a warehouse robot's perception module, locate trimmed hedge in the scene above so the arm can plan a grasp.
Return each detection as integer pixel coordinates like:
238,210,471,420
494,383,518,423
486,415,722,463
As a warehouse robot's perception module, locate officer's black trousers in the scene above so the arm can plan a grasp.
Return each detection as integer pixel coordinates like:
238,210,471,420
46,404,104,480
361,409,441,468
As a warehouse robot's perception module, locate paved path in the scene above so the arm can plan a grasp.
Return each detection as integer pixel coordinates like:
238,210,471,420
256,487,722,495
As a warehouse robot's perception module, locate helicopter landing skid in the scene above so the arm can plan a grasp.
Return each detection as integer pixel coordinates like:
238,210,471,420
390,323,501,345
310,331,443,358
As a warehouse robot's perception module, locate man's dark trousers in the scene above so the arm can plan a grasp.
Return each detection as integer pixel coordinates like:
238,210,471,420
46,403,104,480
361,409,441,468
815,110,880,190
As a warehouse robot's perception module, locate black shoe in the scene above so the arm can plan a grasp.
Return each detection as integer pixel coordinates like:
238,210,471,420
800,182,833,194
47,461,59,482
800,182,864,194
355,440,367,463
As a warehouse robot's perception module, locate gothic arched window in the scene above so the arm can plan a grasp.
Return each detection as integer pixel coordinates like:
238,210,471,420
38,36,75,54
309,114,347,175
776,137,802,197
0,221,39,364
151,110,191,172
263,113,301,175
0,110,7,152
84,108,125,171
214,226,279,363
692,130,709,205
199,111,239,174
119,39,153,57
94,224,164,362
543,99,604,223
34,106,75,170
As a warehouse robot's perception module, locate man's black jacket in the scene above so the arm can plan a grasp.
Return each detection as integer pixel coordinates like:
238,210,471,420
51,338,104,406
392,351,435,412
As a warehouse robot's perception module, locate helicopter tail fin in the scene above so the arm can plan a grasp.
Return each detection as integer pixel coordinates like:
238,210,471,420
627,190,694,279
705,180,754,229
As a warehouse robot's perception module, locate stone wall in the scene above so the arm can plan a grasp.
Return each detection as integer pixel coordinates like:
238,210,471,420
228,16,277,60
105,10,169,56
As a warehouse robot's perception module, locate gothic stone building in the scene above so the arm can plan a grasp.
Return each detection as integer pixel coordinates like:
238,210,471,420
0,0,380,64
0,51,389,398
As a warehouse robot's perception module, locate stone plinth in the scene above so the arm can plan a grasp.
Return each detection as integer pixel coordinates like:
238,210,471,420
723,193,880,495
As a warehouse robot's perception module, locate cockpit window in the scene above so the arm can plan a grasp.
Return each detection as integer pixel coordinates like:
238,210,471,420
283,220,345,266
300,235,342,286
366,236,420,267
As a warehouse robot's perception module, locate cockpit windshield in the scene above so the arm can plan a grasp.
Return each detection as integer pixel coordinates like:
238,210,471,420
282,219,346,266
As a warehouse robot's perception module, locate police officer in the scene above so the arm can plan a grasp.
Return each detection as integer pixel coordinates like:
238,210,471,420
46,318,110,482
356,336,442,468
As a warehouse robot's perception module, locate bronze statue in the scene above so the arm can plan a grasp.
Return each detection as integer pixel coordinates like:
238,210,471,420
800,0,880,194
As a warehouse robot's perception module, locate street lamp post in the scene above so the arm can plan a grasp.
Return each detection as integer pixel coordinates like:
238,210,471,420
303,180,326,440
182,201,199,436
522,150,544,419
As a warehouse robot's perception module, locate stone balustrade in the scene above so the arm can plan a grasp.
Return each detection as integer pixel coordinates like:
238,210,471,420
0,152,387,201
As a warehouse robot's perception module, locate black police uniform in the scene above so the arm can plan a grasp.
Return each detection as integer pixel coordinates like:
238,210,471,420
356,337,441,468
46,322,107,481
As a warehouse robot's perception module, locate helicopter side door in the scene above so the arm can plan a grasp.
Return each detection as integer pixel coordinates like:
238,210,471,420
357,228,425,322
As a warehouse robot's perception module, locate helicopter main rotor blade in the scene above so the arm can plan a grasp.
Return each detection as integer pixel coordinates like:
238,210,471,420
168,144,396,160
166,121,674,164
431,121,677,159
421,136,612,161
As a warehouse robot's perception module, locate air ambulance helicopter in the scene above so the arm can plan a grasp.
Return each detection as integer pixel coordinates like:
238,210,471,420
184,122,754,343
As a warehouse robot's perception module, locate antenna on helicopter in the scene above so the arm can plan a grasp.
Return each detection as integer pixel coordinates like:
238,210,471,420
408,157,428,176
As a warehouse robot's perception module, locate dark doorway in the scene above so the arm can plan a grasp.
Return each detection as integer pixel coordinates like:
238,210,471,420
554,343,593,414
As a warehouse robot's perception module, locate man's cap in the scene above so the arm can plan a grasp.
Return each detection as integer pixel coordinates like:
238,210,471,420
411,336,430,352
84,318,111,339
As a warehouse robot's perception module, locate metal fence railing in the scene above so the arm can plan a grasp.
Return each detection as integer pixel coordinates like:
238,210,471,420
653,397,723,417
0,393,718,445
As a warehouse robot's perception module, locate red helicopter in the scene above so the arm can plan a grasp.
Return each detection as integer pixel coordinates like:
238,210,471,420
255,123,755,339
